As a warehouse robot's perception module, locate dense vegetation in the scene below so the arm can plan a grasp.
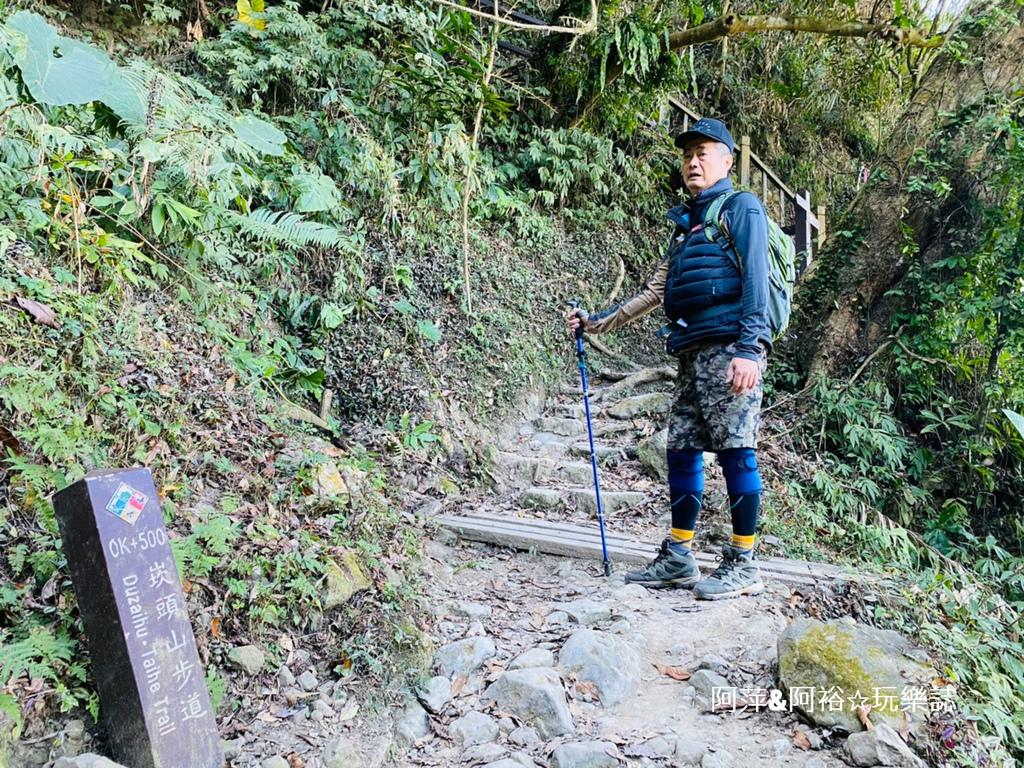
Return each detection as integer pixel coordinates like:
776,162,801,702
0,0,1022,766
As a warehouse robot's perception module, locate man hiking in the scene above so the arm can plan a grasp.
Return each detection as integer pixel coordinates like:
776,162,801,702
567,118,771,600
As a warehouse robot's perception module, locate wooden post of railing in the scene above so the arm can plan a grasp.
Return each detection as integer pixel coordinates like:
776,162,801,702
816,203,827,250
795,188,812,276
738,136,751,188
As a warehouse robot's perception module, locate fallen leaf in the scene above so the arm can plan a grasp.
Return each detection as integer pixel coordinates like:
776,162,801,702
653,663,691,681
210,617,222,639
899,713,910,742
856,704,874,730
337,701,359,722
450,674,467,698
15,297,58,327
40,572,60,603
287,754,304,768
0,423,21,456
793,731,811,751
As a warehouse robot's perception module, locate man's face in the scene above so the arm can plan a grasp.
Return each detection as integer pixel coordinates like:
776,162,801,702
682,139,733,195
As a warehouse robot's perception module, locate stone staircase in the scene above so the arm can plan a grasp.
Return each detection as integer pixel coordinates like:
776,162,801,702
492,392,671,524
441,383,846,588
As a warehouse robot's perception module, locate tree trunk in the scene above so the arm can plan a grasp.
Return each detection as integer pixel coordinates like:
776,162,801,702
796,1,1024,377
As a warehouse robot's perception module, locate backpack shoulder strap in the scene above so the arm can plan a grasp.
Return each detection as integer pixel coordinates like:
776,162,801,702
703,191,741,272
703,190,739,230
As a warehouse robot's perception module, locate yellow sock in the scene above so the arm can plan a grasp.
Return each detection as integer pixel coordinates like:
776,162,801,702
670,528,695,549
732,533,756,554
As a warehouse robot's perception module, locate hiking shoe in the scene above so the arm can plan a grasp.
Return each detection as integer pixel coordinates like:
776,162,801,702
693,544,765,600
624,539,700,588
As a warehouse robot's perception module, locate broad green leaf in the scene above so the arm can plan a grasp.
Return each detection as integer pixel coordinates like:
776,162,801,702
321,303,352,330
99,67,147,125
152,203,166,237
1003,409,1024,441
393,299,416,316
232,115,286,157
8,12,108,106
237,0,266,33
294,172,340,213
416,320,441,343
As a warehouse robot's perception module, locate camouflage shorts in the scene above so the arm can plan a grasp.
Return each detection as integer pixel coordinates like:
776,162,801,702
666,342,767,451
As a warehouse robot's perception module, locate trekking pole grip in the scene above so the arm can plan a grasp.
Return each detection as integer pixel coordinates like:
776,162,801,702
566,300,585,342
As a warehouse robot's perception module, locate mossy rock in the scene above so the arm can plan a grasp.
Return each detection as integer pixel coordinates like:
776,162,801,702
777,618,934,737
637,428,668,481
323,550,372,610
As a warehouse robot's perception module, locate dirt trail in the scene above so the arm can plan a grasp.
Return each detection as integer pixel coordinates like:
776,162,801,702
391,382,849,767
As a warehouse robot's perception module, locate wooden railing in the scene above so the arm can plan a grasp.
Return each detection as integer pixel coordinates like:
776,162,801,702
669,98,824,278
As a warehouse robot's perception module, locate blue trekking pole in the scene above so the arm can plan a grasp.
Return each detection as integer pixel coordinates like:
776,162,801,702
568,301,612,577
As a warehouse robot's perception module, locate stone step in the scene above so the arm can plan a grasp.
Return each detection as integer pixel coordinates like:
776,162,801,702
547,403,586,419
524,433,571,458
519,487,564,510
568,443,636,461
566,489,646,517
533,416,587,437
606,392,672,420
552,461,597,486
496,452,555,488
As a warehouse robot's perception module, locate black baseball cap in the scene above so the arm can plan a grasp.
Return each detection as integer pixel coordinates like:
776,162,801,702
675,118,735,154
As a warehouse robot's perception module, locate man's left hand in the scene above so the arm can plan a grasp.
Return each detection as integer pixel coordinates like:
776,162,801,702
725,357,760,394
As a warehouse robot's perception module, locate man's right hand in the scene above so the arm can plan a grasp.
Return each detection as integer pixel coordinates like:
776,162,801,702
566,307,591,337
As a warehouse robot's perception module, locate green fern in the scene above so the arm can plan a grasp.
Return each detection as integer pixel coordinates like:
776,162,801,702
0,626,76,684
228,207,344,249
0,692,21,742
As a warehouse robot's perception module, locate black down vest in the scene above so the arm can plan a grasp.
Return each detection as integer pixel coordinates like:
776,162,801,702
662,189,744,355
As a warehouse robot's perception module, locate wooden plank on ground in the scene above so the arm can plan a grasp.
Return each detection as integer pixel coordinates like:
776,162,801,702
433,513,845,587
469,513,843,580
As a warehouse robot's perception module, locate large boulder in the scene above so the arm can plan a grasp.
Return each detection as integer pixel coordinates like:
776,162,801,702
558,629,641,707
778,619,934,736
227,645,265,675
393,701,431,750
482,667,574,739
323,737,364,768
637,428,668,481
323,550,372,610
449,711,499,746
313,461,368,501
435,637,497,679
550,741,621,768
845,724,927,767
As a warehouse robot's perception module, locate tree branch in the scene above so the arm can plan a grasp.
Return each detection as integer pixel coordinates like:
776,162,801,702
593,365,675,402
666,14,945,52
569,13,943,126
584,334,640,371
429,0,597,35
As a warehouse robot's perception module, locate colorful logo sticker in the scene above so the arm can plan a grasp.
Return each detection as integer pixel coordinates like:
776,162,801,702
105,483,148,525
